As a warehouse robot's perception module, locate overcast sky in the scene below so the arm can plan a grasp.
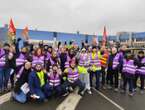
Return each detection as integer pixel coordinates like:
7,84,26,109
0,0,145,35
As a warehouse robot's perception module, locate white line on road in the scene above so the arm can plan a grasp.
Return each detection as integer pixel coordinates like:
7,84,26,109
93,88,125,110
0,92,11,105
56,93,82,110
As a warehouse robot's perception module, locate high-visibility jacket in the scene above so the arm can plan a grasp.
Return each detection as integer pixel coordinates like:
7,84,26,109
32,55,44,67
36,71,45,87
122,59,136,75
78,53,89,74
100,52,109,68
49,73,61,87
89,52,101,72
136,57,145,75
16,53,26,66
64,68,79,83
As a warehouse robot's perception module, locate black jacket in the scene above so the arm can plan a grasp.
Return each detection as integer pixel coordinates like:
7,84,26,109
14,68,31,94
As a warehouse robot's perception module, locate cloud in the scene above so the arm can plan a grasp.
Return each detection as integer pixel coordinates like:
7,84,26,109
0,0,145,35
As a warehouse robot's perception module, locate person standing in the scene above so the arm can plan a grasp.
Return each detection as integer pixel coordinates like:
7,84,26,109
134,50,145,94
122,50,136,96
78,48,92,94
89,46,102,90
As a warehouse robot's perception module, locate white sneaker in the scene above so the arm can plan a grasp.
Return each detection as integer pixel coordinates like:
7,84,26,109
62,92,69,97
31,94,40,99
140,90,144,94
107,85,112,89
69,87,74,92
128,92,134,97
133,88,137,92
87,90,92,94
102,86,106,90
79,91,85,96
114,88,119,92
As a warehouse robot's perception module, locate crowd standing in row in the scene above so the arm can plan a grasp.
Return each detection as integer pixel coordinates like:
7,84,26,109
0,38,145,103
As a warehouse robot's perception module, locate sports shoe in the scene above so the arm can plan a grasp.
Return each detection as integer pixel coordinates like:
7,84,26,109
87,90,92,94
62,92,69,97
128,92,134,97
69,87,74,92
114,88,119,92
140,90,144,94
107,85,112,89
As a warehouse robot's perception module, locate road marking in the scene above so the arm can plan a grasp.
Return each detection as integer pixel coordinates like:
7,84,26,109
0,92,11,105
56,93,82,110
93,88,125,110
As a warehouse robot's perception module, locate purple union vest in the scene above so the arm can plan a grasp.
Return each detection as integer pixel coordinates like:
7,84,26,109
122,59,136,75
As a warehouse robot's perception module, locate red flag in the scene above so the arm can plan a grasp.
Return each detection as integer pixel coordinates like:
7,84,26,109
22,26,29,40
102,26,107,46
8,18,16,36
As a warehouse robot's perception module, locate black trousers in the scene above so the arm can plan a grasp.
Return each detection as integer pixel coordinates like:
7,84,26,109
101,67,106,86
107,69,119,88
134,74,145,90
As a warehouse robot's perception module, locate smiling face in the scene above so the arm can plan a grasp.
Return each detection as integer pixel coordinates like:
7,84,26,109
70,61,76,68
52,65,58,72
37,48,42,56
25,62,32,70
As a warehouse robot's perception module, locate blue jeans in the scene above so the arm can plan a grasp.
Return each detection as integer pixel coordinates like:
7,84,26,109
0,68,4,90
3,68,11,89
44,84,63,97
64,79,85,94
90,70,101,90
14,91,27,103
123,73,134,93
33,88,46,101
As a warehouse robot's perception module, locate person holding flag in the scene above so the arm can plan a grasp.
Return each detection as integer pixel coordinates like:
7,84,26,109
98,26,109,89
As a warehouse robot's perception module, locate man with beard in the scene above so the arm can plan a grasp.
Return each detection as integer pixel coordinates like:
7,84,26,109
28,63,48,102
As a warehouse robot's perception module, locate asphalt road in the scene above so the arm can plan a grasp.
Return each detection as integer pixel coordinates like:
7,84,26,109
76,88,145,110
1,97,64,110
1,89,145,110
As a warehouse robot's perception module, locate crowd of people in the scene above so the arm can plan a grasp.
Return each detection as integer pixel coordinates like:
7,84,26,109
0,38,145,103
